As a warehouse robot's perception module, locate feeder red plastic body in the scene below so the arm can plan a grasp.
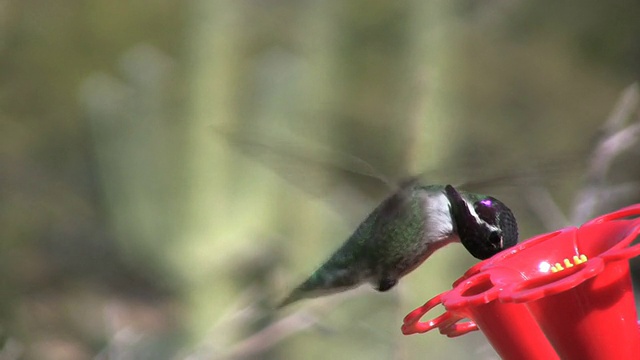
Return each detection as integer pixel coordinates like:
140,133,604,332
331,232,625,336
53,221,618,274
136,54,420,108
402,204,640,360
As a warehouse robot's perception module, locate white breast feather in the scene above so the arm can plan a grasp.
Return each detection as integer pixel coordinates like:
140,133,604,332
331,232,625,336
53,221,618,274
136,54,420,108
421,191,457,243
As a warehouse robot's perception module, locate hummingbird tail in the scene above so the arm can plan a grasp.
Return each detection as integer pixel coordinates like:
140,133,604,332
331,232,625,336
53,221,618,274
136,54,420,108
277,267,364,308
276,289,304,309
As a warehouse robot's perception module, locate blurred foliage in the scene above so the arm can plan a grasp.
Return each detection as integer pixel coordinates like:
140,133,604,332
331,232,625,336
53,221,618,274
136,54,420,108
0,0,639,359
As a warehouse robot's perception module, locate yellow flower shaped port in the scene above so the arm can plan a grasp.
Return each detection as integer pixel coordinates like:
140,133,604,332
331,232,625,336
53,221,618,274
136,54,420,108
550,254,588,273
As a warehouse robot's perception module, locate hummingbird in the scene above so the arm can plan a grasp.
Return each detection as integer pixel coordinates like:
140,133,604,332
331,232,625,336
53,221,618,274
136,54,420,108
211,125,519,308
278,180,518,307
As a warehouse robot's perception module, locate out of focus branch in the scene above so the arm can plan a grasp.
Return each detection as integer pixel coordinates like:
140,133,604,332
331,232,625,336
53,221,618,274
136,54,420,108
571,84,640,224
182,288,367,360
524,184,569,231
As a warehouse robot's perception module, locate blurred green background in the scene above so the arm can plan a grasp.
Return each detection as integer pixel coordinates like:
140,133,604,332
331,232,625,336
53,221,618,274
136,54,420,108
1,1,639,359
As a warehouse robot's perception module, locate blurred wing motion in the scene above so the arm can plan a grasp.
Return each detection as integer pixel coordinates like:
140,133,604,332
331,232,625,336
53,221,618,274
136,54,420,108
213,124,398,209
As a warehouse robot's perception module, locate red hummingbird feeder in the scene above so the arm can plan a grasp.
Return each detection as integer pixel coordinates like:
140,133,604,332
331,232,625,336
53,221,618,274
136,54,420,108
402,204,640,360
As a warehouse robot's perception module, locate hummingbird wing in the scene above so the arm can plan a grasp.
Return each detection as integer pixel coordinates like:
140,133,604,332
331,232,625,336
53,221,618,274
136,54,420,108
213,124,400,218
412,152,587,199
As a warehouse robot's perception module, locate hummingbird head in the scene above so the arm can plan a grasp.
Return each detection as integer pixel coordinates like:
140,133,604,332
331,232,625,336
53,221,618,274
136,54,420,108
444,185,518,260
